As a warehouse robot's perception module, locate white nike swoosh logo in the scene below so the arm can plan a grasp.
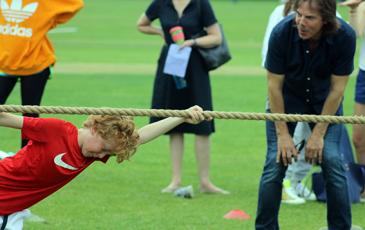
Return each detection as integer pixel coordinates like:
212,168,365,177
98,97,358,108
54,153,79,171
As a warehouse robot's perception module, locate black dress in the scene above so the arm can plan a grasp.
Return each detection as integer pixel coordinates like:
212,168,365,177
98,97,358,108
145,0,217,135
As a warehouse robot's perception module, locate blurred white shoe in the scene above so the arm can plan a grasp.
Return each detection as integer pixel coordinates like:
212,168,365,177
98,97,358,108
0,150,10,159
174,185,194,199
25,212,47,223
282,180,305,205
295,183,316,201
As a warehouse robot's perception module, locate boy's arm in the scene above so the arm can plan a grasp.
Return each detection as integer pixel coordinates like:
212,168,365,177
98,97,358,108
0,113,24,129
137,117,185,145
137,106,204,145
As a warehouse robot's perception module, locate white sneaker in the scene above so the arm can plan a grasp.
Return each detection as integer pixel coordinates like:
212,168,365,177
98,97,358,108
295,183,316,201
0,150,10,159
25,212,47,223
174,185,194,199
282,180,306,205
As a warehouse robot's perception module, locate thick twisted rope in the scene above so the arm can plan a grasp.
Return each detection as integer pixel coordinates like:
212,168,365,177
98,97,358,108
1,104,365,124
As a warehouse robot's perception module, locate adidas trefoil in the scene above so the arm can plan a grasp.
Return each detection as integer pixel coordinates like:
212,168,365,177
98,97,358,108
0,0,38,37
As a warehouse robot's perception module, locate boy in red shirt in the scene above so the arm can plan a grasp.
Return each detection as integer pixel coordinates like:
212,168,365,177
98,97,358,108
0,106,204,229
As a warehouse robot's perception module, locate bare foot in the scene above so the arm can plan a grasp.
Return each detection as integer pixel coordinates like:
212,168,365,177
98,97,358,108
161,183,180,193
200,183,230,195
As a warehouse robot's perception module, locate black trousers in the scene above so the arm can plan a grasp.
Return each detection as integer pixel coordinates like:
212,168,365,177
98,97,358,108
0,68,50,147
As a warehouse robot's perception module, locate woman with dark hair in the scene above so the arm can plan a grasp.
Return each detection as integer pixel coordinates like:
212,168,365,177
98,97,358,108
136,0,228,194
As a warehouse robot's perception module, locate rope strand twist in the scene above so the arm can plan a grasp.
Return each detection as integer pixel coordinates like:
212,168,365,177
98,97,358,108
1,105,365,124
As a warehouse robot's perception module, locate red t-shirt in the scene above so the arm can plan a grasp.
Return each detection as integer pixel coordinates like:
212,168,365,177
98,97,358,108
0,117,106,215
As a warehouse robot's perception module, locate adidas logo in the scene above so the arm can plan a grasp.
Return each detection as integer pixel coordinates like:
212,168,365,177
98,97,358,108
0,0,37,37
1,0,38,23
0,23,32,36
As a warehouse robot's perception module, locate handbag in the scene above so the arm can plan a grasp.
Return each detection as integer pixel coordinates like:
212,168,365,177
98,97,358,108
312,163,365,203
193,25,232,71
193,0,232,71
312,126,365,203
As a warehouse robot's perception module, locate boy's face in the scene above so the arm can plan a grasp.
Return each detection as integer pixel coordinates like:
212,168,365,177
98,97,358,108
81,128,118,159
295,1,324,40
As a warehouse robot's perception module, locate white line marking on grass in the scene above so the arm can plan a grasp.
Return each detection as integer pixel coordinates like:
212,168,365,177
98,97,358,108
49,27,78,34
54,63,265,76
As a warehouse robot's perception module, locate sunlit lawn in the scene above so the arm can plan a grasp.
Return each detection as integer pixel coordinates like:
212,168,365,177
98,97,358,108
0,1,363,229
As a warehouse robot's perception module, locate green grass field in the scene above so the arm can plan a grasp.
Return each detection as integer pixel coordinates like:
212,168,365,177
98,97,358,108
1,0,364,229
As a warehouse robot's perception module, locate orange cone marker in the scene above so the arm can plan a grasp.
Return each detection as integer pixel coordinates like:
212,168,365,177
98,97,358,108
223,209,250,220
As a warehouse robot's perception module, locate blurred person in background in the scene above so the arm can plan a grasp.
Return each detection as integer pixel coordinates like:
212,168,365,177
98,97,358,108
340,0,365,201
0,0,84,148
137,0,228,194
0,0,84,223
256,0,356,228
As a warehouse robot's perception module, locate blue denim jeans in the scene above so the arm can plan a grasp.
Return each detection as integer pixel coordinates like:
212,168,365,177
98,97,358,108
255,121,351,230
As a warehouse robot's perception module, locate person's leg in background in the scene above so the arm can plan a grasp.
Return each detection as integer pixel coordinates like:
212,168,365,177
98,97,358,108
352,103,365,200
0,76,18,104
352,69,365,199
161,133,184,193
20,68,50,147
195,135,229,194
352,103,365,164
283,122,316,204
289,146,316,200
0,76,18,156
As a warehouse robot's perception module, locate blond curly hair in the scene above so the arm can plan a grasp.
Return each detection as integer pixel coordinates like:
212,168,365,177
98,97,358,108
83,115,140,163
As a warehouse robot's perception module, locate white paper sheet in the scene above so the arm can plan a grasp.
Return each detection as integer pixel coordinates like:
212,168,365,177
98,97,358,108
163,44,192,78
